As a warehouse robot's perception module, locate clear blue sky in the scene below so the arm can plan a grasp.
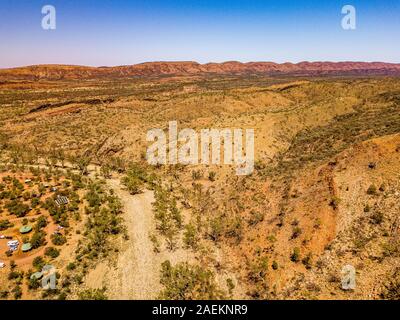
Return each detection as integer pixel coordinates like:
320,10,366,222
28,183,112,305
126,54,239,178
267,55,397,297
0,0,399,68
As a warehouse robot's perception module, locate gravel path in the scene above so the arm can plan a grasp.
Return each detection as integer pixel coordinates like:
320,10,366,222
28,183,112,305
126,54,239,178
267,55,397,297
105,179,162,299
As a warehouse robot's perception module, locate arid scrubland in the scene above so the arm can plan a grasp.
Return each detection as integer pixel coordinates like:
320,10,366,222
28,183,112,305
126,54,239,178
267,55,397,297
0,75,400,299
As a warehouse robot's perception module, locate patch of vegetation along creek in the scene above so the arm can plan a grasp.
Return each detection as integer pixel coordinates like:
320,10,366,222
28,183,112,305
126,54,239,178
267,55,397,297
265,103,400,177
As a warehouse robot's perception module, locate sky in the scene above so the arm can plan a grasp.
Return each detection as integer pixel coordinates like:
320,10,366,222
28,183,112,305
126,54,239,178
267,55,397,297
0,0,399,68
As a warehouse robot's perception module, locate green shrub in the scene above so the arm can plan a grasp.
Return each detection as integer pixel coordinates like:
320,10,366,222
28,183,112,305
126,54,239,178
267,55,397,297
8,270,24,281
329,197,341,210
35,216,48,231
12,285,22,300
31,231,46,249
302,253,313,269
122,175,142,195
225,215,243,243
248,256,269,284
0,219,13,231
367,184,377,195
183,224,198,249
159,261,224,299
121,164,150,195
22,191,31,201
226,278,235,295
78,288,108,300
248,210,264,226
45,247,60,259
33,256,45,270
66,262,76,271
208,216,224,242
5,199,30,217
51,233,67,246
153,187,182,236
371,211,384,224
85,186,102,207
291,247,301,262
28,277,40,290
191,170,202,180
291,226,302,239
208,171,216,182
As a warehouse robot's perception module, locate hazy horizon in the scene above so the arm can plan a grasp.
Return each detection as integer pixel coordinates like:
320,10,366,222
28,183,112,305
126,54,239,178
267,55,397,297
3,59,400,70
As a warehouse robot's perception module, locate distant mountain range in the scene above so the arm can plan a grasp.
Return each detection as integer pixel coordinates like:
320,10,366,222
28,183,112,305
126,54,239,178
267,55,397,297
1,61,400,80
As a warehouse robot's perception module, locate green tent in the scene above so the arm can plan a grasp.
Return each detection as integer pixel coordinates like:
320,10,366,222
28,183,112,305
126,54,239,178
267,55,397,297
22,243,32,252
20,225,32,234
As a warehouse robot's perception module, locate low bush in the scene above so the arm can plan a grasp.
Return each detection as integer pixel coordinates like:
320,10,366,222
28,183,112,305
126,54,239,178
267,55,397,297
45,247,60,259
51,233,67,246
159,261,224,299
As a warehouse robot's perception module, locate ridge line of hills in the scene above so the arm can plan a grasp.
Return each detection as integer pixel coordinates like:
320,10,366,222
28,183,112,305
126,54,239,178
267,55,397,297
1,61,400,80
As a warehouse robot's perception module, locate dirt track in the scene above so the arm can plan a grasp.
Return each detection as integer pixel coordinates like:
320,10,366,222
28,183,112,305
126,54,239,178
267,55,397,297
105,178,161,299
85,177,194,299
